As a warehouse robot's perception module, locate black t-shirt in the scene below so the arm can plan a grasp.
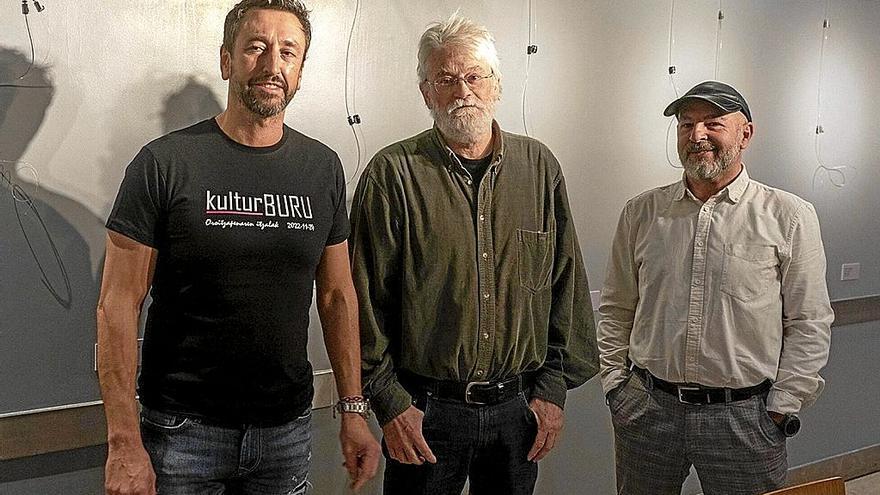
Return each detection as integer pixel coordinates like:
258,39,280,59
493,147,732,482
456,153,492,189
106,118,349,425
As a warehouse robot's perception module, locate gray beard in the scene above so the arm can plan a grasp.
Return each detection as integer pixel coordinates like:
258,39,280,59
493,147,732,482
681,144,739,181
431,99,495,144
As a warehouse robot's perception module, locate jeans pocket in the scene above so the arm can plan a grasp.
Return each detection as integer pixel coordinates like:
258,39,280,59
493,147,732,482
517,392,538,424
140,407,193,432
517,229,555,294
720,244,778,302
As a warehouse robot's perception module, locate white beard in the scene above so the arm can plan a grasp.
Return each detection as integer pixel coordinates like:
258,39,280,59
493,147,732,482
431,98,495,144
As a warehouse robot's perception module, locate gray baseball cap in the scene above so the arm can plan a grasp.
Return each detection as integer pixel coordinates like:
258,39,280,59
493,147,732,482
663,81,752,122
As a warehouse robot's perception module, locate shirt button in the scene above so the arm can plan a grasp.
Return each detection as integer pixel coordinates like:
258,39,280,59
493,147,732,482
696,240,704,247
482,333,489,339
476,370,484,377
479,214,485,221
482,252,488,259
483,292,490,299
466,179,472,185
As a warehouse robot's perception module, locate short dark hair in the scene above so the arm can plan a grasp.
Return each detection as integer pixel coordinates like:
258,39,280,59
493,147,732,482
222,0,311,56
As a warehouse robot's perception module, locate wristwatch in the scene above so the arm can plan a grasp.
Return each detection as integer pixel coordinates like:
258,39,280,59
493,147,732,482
333,396,371,419
778,414,801,437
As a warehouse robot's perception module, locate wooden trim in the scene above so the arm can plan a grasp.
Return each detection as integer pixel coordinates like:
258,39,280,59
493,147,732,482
787,443,880,484
2,293,878,461
0,404,106,461
831,295,880,327
0,370,338,461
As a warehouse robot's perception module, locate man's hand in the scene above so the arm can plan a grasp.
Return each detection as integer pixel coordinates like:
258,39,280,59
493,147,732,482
340,414,381,491
381,405,437,465
104,442,156,495
527,397,564,462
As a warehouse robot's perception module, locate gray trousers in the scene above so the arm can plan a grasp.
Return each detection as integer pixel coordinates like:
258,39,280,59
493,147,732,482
608,372,787,495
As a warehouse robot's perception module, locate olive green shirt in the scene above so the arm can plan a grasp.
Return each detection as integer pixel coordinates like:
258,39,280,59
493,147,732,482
350,123,598,425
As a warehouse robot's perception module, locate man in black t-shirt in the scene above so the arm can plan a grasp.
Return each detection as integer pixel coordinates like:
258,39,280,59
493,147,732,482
97,2,379,494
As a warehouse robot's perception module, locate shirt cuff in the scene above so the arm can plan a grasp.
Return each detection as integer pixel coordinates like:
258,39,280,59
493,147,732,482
766,387,803,415
531,369,567,409
600,367,630,396
370,379,413,426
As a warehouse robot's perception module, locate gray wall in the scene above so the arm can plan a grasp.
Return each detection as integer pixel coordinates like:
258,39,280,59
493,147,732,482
1,0,878,493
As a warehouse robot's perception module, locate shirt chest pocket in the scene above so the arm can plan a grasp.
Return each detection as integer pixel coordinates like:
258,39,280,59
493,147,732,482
720,244,779,302
517,229,555,294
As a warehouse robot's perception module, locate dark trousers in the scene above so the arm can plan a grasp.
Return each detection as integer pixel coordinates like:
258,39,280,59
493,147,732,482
383,391,539,495
609,372,787,495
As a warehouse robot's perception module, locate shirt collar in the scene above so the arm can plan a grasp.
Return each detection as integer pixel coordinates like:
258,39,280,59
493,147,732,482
672,176,689,201
433,120,505,170
724,165,750,203
672,165,750,203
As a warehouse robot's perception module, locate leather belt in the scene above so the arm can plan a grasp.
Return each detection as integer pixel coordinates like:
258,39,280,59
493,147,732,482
400,371,533,406
631,365,770,405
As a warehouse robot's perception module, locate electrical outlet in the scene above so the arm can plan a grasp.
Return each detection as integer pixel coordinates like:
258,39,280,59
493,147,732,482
840,263,860,281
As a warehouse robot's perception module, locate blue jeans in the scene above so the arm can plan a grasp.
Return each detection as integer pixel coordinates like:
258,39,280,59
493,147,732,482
140,406,312,495
383,391,539,495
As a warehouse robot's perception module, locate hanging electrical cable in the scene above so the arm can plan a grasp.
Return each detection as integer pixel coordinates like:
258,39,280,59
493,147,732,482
521,0,537,137
664,1,725,170
343,0,365,186
714,1,724,79
812,0,847,188
1,160,71,308
0,2,37,87
664,0,682,169
0,160,39,202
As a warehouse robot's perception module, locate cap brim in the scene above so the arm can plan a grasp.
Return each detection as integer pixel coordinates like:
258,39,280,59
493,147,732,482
663,95,744,118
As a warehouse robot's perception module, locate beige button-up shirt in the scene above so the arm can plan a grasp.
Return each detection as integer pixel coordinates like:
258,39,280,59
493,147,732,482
598,168,833,414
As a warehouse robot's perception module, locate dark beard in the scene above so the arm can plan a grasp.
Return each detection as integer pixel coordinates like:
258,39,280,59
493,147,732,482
235,81,292,118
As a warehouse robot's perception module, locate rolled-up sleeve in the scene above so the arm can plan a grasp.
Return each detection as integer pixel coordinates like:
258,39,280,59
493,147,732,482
768,202,834,414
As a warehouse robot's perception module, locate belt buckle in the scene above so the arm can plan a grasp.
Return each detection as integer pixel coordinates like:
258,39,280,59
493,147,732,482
677,386,703,405
465,381,492,405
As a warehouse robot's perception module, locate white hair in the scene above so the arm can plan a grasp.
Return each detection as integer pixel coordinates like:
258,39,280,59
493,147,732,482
417,12,502,87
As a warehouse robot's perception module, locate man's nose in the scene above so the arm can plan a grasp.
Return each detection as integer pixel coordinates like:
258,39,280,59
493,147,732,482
451,78,474,99
689,123,707,142
260,48,283,74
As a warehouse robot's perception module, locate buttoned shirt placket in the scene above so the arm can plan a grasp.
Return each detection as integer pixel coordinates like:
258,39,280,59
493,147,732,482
446,150,500,381
684,194,717,383
474,158,501,380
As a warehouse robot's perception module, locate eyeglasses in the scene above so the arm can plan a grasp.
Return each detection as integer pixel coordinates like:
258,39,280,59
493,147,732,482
426,72,495,93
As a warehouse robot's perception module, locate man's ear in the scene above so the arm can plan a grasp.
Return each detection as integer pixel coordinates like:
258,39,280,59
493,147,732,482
740,121,755,150
220,45,231,81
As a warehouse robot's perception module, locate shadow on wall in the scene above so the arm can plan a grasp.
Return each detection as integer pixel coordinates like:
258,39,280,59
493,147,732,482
162,77,223,135
97,75,223,218
0,47,102,413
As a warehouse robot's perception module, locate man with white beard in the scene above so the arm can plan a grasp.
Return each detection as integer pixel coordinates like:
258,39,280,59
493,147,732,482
348,13,598,495
598,81,834,494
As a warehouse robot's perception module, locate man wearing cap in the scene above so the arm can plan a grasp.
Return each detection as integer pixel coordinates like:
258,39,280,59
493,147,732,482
597,81,833,494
